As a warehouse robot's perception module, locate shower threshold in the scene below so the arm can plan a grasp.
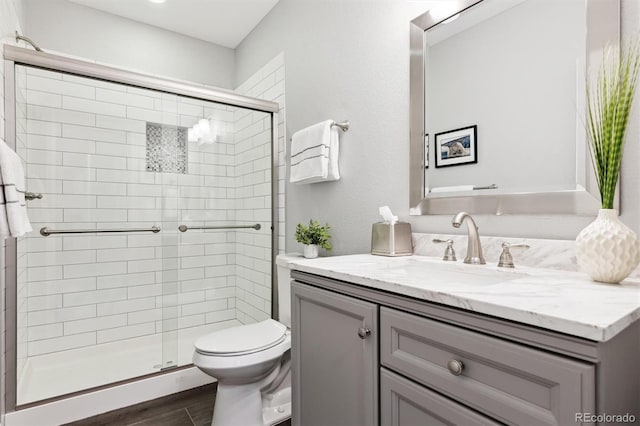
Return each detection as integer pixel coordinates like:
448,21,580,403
17,320,240,405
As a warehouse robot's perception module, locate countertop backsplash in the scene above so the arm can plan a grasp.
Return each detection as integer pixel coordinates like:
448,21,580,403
412,233,640,279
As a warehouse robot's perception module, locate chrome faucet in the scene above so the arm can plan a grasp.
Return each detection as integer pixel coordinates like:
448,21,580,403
451,212,486,264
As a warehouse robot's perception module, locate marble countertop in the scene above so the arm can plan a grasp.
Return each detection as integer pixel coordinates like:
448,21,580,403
279,254,640,342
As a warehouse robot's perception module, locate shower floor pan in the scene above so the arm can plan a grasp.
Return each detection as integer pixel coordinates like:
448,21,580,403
17,320,240,405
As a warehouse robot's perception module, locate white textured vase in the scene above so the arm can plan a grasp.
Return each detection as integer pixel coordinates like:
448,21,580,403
576,209,640,284
303,244,319,259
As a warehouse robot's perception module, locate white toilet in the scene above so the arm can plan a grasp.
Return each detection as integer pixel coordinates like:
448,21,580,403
193,254,299,426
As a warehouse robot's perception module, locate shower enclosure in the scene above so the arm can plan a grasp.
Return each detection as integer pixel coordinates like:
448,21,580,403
3,46,279,408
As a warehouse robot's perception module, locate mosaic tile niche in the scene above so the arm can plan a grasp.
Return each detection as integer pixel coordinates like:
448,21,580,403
146,122,188,173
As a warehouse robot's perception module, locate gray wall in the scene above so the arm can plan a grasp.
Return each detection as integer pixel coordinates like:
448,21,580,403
24,0,235,89
236,0,640,255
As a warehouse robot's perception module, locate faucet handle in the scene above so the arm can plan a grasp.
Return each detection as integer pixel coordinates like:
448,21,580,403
498,242,530,268
433,239,457,261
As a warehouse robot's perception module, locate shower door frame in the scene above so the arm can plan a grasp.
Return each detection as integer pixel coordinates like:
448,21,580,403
2,45,280,412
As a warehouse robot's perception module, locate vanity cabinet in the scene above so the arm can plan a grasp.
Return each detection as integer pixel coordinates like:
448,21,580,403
291,270,640,426
291,282,378,426
381,307,594,425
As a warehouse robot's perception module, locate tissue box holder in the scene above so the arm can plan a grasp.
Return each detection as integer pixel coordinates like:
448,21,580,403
371,222,413,256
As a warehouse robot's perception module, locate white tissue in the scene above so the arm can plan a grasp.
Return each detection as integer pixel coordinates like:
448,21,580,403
379,206,398,225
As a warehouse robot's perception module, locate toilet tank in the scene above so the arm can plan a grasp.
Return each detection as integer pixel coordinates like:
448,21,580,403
276,254,302,328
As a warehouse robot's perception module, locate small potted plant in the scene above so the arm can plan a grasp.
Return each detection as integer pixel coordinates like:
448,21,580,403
295,220,332,259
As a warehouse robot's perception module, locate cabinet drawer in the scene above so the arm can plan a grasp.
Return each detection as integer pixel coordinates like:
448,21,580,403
380,307,595,425
381,368,500,426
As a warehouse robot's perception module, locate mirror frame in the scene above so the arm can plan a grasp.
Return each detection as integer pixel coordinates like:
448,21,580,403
409,0,620,216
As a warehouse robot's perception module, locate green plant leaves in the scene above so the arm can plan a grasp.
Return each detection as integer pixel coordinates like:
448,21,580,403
295,220,332,251
587,38,640,209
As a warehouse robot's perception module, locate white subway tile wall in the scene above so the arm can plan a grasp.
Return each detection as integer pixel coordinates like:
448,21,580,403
234,53,286,324
15,63,276,369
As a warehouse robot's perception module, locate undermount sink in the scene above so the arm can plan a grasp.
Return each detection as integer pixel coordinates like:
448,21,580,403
357,256,529,286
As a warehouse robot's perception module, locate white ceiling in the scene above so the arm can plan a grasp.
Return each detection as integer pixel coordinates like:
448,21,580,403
68,0,280,49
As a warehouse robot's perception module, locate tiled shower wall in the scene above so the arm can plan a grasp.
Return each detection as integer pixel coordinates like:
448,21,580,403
15,65,248,365
234,53,285,323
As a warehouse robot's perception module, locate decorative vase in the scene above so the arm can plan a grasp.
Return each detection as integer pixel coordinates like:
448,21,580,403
303,244,319,259
576,209,640,283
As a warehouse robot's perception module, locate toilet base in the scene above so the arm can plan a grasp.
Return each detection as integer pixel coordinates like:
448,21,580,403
210,383,292,426
212,382,263,426
211,365,291,426
263,386,291,426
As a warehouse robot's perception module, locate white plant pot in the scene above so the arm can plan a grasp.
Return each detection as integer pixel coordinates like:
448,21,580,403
303,244,319,259
576,209,640,283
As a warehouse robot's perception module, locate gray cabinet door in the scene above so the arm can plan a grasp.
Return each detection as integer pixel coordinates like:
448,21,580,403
292,281,378,426
381,368,501,426
380,307,595,426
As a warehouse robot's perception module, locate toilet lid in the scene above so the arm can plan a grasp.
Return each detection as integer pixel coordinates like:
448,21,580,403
194,319,287,355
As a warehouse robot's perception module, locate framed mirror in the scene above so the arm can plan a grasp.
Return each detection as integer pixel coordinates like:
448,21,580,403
409,0,620,215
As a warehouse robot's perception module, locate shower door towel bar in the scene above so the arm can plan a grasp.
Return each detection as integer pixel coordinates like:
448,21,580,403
40,226,161,237
25,191,43,201
178,224,261,232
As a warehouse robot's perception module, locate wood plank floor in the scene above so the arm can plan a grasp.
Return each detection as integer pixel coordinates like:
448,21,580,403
64,384,292,426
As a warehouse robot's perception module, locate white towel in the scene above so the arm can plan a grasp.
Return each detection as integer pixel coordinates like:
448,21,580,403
290,120,340,184
0,139,32,238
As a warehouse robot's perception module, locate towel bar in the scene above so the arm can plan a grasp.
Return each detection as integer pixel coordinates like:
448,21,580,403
25,192,43,201
40,226,161,236
290,120,350,142
331,121,350,132
178,224,261,232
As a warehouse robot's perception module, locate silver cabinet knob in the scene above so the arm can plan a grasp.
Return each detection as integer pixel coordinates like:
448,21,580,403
447,359,464,376
357,327,371,339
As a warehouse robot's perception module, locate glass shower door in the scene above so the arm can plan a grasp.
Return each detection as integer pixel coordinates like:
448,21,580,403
167,95,274,369
14,65,181,404
13,62,275,406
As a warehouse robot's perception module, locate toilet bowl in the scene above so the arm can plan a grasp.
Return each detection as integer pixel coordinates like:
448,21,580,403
193,254,300,426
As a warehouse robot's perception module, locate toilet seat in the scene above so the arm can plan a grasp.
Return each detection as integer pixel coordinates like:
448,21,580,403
193,335,291,372
194,319,287,356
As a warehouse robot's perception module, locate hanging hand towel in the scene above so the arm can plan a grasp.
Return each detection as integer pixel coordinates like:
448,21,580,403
0,139,33,238
290,120,340,184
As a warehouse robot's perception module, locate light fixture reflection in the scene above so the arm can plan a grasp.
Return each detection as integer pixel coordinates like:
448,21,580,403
188,118,217,145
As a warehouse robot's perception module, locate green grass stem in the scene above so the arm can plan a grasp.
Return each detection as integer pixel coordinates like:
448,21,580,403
586,38,640,209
